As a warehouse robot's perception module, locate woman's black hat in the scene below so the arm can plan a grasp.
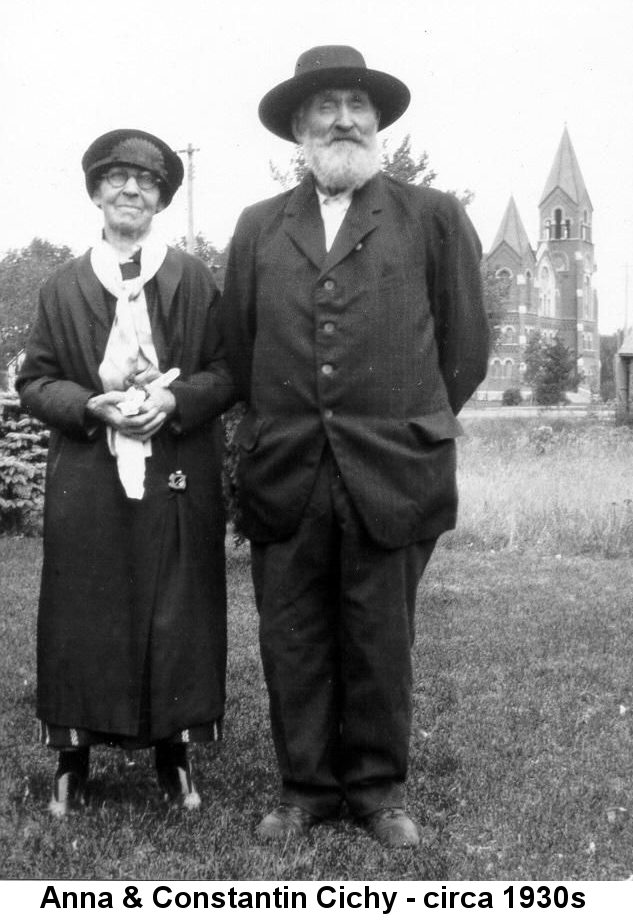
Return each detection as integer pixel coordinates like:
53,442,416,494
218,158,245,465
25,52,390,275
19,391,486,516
82,129,184,206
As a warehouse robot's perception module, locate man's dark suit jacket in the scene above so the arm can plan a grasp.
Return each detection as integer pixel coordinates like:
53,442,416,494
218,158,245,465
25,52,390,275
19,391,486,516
220,172,490,548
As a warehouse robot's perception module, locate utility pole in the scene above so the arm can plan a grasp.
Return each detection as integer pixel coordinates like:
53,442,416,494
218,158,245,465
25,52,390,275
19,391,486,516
177,143,200,254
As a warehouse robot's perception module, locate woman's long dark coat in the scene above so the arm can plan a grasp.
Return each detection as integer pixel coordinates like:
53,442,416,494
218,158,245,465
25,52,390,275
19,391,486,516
18,247,235,740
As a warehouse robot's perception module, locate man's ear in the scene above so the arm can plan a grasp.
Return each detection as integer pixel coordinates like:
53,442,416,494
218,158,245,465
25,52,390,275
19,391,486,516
291,113,304,145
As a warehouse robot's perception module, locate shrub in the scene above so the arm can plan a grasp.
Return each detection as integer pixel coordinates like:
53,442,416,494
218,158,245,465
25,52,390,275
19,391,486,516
0,413,48,534
528,423,554,454
0,406,247,539
222,403,246,543
534,379,569,406
501,387,522,406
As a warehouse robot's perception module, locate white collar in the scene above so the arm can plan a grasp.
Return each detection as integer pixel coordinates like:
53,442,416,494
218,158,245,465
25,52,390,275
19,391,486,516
316,187,354,208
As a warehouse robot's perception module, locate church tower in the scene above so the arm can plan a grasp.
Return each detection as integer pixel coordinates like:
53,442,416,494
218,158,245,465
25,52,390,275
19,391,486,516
484,197,536,387
480,127,599,398
536,126,598,388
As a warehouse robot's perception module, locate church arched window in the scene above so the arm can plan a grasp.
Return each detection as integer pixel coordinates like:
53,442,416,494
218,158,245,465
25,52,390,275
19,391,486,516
581,209,591,242
525,270,533,308
583,276,591,319
540,267,553,317
554,208,563,240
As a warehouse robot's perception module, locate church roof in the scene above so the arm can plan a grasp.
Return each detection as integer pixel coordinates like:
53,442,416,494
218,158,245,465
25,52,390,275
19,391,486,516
489,196,532,258
539,127,591,207
618,331,633,358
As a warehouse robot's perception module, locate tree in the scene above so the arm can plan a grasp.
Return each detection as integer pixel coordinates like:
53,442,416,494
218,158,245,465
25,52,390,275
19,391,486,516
380,134,436,186
174,233,228,290
523,330,546,388
482,270,511,350
0,238,74,365
381,135,474,207
599,332,621,402
269,148,308,191
523,330,583,405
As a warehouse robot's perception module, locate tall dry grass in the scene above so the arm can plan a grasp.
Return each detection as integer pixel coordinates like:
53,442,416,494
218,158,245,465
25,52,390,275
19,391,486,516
448,416,633,556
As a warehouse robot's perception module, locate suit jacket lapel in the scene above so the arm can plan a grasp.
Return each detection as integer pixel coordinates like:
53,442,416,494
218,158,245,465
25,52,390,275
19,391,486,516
322,172,384,275
283,176,326,270
76,250,112,330
154,246,183,326
151,247,183,368
283,171,384,274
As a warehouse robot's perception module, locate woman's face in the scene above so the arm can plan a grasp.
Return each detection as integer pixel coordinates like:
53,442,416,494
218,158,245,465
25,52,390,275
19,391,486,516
92,165,163,241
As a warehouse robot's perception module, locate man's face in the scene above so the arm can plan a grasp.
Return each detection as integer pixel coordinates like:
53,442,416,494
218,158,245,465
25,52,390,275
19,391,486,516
91,165,163,240
293,88,381,194
295,88,379,147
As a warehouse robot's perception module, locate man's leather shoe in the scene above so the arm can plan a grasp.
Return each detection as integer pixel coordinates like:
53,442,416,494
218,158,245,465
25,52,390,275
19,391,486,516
362,807,420,847
256,804,319,841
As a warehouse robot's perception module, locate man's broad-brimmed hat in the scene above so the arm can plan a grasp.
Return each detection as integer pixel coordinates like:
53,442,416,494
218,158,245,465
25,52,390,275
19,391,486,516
259,45,410,142
81,129,184,206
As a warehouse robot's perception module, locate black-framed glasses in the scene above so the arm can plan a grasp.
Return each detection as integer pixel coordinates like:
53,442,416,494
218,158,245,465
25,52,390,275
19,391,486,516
104,167,160,191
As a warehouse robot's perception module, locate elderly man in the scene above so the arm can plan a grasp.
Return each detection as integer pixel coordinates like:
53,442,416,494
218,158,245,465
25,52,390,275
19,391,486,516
220,45,490,847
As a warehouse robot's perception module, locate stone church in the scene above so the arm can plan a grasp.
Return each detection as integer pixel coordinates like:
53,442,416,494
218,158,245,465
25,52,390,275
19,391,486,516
479,127,599,399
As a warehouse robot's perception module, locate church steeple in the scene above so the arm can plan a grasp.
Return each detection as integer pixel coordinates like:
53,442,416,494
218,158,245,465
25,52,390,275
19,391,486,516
539,126,591,209
539,127,592,244
489,196,533,259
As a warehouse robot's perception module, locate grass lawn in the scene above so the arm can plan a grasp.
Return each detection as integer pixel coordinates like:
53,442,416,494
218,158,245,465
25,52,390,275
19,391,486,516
2,528,633,880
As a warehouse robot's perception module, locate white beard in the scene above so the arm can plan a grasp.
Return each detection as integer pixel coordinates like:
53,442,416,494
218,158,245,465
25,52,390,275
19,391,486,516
302,135,381,193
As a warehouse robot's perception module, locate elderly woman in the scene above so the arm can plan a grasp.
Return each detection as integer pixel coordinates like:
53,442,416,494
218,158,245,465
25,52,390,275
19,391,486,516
17,129,235,816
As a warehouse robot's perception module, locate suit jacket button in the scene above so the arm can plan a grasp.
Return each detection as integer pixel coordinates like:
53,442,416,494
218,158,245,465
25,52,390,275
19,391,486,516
323,279,335,291
321,363,334,376
324,408,334,420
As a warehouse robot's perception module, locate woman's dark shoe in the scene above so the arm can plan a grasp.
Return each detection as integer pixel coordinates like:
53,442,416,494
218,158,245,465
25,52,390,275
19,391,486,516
48,748,89,818
155,742,201,810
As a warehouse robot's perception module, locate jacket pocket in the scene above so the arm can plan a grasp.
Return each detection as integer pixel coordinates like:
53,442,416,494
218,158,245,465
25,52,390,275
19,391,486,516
408,408,463,442
234,412,264,452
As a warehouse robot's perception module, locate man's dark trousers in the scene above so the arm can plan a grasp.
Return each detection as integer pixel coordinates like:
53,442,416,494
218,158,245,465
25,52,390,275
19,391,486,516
251,448,436,819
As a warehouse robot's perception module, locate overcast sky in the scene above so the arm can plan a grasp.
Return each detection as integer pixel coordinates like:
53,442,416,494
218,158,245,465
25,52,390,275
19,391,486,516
2,0,632,333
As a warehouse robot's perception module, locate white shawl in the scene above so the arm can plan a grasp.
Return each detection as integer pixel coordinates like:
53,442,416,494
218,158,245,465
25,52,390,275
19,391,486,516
91,233,176,499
